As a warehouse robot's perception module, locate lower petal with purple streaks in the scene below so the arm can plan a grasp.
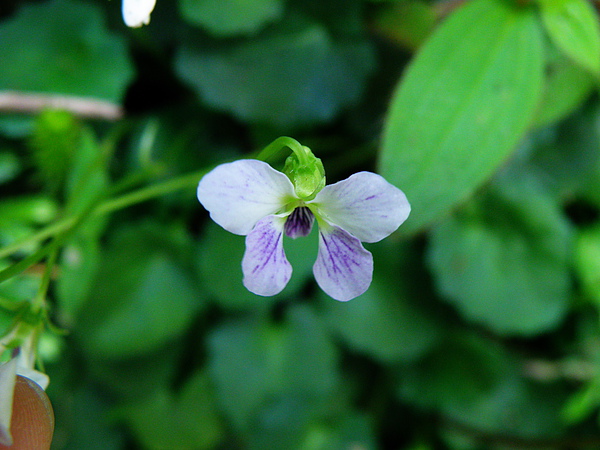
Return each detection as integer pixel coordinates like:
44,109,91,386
313,225,373,301
242,215,292,296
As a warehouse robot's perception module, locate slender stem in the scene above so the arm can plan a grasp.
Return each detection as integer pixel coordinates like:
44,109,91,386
95,168,207,216
0,138,268,261
0,219,74,260
0,167,210,260
0,203,92,283
256,136,303,162
31,242,59,313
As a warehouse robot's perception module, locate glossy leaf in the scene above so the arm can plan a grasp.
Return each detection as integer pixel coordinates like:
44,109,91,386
379,0,544,234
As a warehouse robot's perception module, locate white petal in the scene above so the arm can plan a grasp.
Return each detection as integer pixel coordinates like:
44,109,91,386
311,172,410,243
122,0,156,27
313,225,373,301
242,216,292,296
0,358,17,446
198,160,296,236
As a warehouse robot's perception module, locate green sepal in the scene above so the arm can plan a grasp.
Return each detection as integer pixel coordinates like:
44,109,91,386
282,145,325,201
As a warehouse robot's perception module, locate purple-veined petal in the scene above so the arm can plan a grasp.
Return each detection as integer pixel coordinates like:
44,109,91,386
313,224,373,301
242,215,292,296
310,172,410,243
197,160,296,236
284,206,314,239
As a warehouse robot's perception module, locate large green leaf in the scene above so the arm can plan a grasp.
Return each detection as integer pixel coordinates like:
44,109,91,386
207,305,339,430
0,0,133,101
427,172,573,335
379,0,544,234
533,47,595,129
179,0,283,36
77,223,205,359
323,241,441,363
399,333,566,442
539,0,600,75
119,371,224,450
175,19,374,127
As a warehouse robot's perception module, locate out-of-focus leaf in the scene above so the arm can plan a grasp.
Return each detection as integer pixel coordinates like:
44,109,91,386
64,127,108,215
575,224,600,304
399,333,566,439
176,19,374,127
56,234,100,325
248,405,376,450
179,0,283,36
379,0,544,234
372,0,436,50
324,240,440,363
0,117,35,139
399,334,511,411
0,197,57,226
56,125,108,322
0,265,39,322
0,0,133,101
0,152,19,184
0,196,58,255
562,377,600,424
208,305,339,430
28,110,81,193
51,385,126,450
539,0,600,75
530,103,600,199
534,48,595,129
77,223,205,359
86,344,184,402
427,172,573,335
197,221,317,309
119,370,223,450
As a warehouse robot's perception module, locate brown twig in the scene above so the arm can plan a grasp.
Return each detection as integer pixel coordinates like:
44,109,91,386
0,91,124,121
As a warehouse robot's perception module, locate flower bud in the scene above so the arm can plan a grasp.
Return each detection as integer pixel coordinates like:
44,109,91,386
283,145,325,201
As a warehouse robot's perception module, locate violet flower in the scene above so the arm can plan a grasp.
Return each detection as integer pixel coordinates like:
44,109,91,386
197,140,410,301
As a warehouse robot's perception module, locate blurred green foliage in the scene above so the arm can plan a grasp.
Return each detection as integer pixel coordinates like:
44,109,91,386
3,0,600,448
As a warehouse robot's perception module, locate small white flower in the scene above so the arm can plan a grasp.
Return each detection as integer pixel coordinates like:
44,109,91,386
122,0,157,28
197,159,410,301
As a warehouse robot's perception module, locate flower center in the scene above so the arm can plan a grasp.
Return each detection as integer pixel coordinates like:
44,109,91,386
284,206,314,239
